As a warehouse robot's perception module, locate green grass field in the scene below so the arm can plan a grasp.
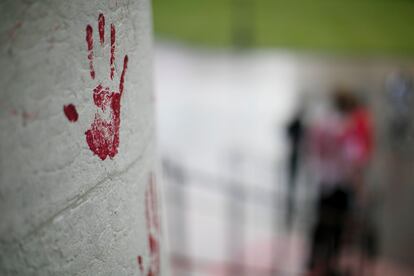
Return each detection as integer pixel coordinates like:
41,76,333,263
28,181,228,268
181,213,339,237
152,0,414,55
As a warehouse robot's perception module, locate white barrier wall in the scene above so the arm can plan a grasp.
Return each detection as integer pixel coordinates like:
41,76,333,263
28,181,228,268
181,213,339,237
0,0,164,275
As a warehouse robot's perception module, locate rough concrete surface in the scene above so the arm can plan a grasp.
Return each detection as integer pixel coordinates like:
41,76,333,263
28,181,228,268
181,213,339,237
0,0,164,275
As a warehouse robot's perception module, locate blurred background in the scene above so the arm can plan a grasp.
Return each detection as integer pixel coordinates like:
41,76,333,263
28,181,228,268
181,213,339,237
152,1,414,275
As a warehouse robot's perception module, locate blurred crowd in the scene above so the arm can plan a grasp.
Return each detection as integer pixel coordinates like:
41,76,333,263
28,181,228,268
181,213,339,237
286,75,414,276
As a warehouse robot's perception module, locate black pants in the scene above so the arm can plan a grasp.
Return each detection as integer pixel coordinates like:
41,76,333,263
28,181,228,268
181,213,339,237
309,186,352,270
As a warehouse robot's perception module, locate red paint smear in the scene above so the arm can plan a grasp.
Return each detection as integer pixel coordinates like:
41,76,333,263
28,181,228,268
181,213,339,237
22,111,37,122
147,174,161,232
149,234,159,256
137,256,144,272
144,174,161,276
63,104,78,122
150,176,160,232
147,234,160,275
110,24,115,80
98,13,105,45
145,186,151,230
8,21,22,39
86,25,95,79
10,109,18,116
145,176,160,232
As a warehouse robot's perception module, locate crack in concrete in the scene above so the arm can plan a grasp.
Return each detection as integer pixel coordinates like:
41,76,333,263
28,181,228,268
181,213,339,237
21,133,153,241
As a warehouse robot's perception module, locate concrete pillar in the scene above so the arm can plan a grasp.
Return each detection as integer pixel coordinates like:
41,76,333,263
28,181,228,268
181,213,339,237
0,0,164,275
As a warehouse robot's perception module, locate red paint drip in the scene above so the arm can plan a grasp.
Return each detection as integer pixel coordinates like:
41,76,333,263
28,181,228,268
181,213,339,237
110,24,116,80
137,256,144,272
63,104,78,122
86,25,95,79
98,13,105,45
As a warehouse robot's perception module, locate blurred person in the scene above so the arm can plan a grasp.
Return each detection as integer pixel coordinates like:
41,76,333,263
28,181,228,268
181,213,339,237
385,72,414,155
307,89,374,276
285,108,306,227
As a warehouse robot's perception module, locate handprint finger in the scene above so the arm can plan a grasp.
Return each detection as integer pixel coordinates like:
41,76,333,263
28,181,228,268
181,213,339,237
86,25,95,79
98,13,105,45
119,55,128,95
110,24,116,80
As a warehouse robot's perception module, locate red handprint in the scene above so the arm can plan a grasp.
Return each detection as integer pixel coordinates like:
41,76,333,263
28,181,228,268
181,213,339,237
63,13,128,161
138,173,161,276
84,13,128,160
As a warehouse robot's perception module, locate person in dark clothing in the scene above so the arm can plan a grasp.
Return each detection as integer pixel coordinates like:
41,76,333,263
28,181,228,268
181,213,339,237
285,110,305,227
